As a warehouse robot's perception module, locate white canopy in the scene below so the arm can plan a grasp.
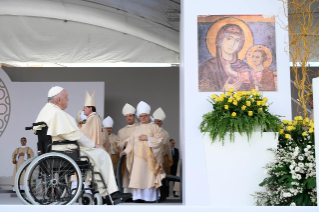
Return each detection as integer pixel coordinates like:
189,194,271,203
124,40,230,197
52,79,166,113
0,0,180,63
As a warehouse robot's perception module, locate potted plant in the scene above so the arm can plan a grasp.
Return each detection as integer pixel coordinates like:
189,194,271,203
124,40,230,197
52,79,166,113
200,88,281,145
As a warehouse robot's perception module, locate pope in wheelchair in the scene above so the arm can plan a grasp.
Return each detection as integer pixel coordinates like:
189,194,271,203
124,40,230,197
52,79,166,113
15,86,131,205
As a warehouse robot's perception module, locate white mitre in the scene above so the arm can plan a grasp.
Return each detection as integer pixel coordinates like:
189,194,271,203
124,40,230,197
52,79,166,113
122,103,136,116
153,107,166,121
80,111,87,120
48,86,63,97
136,101,151,116
84,91,96,106
103,116,114,128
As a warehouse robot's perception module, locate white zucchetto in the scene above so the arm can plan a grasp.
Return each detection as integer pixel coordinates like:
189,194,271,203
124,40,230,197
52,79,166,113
153,107,166,121
103,116,114,128
84,91,96,106
48,86,64,97
122,103,136,116
136,101,151,116
81,111,87,120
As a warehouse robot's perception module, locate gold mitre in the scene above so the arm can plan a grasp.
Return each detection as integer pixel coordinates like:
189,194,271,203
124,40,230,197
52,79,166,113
84,91,96,106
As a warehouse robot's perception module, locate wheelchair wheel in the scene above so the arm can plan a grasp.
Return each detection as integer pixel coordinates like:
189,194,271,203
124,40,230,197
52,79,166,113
79,193,93,205
93,193,103,205
14,157,36,205
24,152,82,205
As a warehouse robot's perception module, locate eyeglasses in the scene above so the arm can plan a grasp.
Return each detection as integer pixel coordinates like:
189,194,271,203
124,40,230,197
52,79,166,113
139,115,149,118
125,115,135,118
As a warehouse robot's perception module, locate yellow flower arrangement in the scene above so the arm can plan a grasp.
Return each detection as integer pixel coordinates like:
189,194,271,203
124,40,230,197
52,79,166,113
229,88,234,93
280,116,315,143
263,97,268,102
201,88,281,145
285,134,290,139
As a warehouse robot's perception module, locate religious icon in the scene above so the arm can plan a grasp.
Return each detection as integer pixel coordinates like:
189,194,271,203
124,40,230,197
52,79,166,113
198,15,277,92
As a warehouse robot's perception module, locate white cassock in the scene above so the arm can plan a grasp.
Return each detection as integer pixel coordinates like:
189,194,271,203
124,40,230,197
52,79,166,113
33,103,118,196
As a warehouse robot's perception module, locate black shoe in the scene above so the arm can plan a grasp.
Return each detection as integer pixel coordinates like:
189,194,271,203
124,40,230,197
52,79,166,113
124,197,134,202
174,195,179,197
111,191,132,200
134,199,145,203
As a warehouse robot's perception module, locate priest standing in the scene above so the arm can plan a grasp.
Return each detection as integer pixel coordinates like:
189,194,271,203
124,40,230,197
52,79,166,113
103,116,120,174
117,103,139,194
153,107,173,199
11,137,34,191
122,101,165,202
79,91,103,146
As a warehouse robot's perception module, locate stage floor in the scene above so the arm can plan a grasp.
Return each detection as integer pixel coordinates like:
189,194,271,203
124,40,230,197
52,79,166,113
0,193,182,205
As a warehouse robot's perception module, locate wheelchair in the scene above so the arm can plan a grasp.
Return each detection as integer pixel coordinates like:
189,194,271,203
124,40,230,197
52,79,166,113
14,122,119,205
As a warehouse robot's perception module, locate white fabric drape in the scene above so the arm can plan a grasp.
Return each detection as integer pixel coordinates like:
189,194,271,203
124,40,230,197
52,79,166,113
0,0,179,63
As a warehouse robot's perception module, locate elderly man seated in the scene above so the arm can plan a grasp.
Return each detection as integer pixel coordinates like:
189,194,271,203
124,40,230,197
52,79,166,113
33,86,130,202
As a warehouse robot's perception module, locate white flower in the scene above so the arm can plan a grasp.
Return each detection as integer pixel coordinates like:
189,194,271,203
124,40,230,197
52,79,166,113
294,152,299,156
304,148,308,152
297,174,302,180
290,202,296,206
298,163,304,168
298,156,304,160
295,167,301,172
286,193,292,197
264,170,268,174
289,165,294,170
307,145,311,149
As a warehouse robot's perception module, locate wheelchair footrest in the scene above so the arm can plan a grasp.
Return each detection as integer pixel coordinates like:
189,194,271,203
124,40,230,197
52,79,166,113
113,198,122,205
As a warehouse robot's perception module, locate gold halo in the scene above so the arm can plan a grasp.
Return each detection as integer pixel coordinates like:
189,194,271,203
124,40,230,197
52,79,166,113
246,45,273,69
206,17,253,60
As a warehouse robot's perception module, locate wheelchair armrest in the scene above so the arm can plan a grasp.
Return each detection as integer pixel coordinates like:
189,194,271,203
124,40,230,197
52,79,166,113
33,122,46,126
166,175,180,182
47,141,80,153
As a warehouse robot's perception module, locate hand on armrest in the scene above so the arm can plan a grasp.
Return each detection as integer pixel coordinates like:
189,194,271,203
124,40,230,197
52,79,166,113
94,143,106,151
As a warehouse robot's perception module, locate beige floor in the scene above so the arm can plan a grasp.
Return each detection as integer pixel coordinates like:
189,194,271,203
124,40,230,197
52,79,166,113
0,193,182,205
